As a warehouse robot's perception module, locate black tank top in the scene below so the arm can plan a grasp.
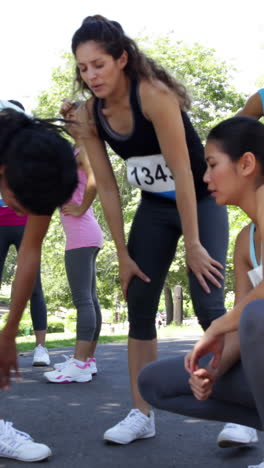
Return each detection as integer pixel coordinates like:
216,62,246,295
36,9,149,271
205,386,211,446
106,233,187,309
93,79,208,201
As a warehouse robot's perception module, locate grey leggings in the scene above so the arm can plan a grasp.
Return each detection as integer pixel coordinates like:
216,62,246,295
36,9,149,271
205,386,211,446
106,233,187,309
65,247,102,341
127,194,228,339
139,299,264,431
0,224,47,331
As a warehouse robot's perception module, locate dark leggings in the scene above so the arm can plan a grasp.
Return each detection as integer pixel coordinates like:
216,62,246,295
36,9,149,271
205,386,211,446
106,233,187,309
65,247,102,341
127,195,228,340
0,224,47,331
139,299,264,431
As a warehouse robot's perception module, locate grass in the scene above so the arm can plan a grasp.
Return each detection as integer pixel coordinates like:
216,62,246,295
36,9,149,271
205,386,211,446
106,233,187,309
16,323,202,353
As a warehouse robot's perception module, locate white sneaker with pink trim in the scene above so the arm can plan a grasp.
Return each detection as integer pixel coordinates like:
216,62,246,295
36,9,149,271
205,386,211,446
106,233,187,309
54,356,98,375
87,358,97,375
44,360,92,383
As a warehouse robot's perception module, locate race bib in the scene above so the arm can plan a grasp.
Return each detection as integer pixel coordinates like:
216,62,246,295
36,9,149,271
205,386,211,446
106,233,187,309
126,154,175,199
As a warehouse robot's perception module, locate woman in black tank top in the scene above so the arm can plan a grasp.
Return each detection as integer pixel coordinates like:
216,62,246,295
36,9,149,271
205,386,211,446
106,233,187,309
64,14,229,444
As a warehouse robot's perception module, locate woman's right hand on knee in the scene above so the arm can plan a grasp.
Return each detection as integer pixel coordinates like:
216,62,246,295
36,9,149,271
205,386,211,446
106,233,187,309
119,255,150,300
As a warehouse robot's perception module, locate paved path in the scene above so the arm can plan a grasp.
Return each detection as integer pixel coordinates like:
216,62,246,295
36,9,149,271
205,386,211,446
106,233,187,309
0,336,263,468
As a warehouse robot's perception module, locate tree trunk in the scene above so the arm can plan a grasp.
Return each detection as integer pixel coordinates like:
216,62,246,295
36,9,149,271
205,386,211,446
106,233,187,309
173,285,183,325
164,286,173,325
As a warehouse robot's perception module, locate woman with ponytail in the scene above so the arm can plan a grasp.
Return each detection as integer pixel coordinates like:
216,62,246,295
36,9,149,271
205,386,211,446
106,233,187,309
65,15,228,444
0,104,77,462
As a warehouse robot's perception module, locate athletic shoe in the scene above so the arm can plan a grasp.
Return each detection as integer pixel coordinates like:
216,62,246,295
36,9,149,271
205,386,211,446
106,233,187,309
248,462,264,468
53,355,73,370
217,423,258,448
88,358,97,375
103,409,155,444
32,345,50,366
54,356,98,375
44,359,92,383
0,420,51,462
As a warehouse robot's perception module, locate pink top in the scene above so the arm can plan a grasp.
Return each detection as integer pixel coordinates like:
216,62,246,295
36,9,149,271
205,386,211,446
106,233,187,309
0,207,27,226
60,155,103,251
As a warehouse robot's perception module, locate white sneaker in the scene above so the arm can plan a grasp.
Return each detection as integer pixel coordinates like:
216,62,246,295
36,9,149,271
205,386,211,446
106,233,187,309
103,409,155,444
54,356,98,375
0,420,51,462
44,359,92,383
217,423,258,448
88,358,97,375
32,345,50,366
53,355,73,370
248,462,264,468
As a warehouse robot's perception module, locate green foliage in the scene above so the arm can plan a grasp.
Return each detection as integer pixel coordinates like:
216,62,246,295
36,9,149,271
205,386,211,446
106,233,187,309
1,245,17,285
47,316,65,334
139,37,245,140
64,309,77,333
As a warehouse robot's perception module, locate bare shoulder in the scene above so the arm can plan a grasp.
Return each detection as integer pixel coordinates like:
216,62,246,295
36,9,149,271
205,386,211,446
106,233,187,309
140,79,176,101
238,91,263,118
139,79,179,119
235,223,252,264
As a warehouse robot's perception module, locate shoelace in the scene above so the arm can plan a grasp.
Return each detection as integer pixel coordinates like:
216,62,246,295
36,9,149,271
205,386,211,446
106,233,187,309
34,346,48,357
57,356,73,369
0,422,32,454
224,423,238,429
119,411,147,432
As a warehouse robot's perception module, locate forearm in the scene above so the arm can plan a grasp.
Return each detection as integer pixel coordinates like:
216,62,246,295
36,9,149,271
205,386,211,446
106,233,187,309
3,246,41,338
173,168,200,248
2,215,50,338
78,186,97,215
214,331,240,377
97,185,128,259
210,281,264,337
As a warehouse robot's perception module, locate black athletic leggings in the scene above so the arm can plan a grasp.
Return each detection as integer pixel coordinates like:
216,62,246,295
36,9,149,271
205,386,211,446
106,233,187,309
0,224,47,331
139,299,264,431
127,194,228,340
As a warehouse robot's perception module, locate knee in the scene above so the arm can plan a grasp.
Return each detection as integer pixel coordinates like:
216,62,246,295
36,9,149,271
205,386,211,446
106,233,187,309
72,293,93,309
129,320,156,340
191,294,226,331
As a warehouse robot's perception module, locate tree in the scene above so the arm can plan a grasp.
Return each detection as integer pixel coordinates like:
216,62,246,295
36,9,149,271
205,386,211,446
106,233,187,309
33,36,245,316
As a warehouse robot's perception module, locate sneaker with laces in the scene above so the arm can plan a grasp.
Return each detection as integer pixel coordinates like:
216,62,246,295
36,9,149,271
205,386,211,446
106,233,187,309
103,409,155,444
32,345,50,366
0,420,51,462
54,356,98,375
53,355,73,370
87,358,97,375
217,423,258,448
44,359,92,383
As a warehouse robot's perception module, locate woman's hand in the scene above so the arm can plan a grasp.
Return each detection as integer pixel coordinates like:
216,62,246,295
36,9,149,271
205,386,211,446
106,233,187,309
119,255,150,300
185,327,225,374
0,333,19,390
186,243,224,294
188,367,216,401
60,98,73,117
61,202,84,217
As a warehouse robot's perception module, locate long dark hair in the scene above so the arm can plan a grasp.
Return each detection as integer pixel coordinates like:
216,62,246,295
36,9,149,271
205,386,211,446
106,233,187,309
207,117,264,174
71,14,191,110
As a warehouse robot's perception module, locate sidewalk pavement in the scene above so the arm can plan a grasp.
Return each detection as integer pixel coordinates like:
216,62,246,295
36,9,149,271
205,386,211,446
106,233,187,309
0,335,263,468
